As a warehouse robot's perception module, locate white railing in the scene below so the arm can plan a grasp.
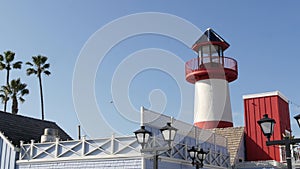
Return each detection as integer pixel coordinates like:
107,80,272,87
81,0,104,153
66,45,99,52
19,134,230,168
19,135,141,161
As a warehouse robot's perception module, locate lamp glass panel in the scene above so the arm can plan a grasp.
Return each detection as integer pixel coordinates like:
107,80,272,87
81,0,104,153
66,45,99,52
189,151,196,159
162,129,170,141
261,121,273,135
144,132,150,144
202,153,207,160
136,133,145,144
170,130,176,141
197,153,204,161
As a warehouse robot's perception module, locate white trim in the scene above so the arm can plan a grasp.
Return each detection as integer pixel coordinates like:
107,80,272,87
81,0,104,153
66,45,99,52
235,160,286,168
242,91,289,103
0,132,18,151
159,156,226,169
17,154,143,164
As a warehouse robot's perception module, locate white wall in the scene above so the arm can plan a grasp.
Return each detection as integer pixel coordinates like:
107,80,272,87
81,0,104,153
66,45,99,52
194,79,233,123
0,133,17,169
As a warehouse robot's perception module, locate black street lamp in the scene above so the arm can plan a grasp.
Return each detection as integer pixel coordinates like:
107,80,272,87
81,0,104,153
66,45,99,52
188,146,209,168
294,114,300,128
257,114,300,169
134,122,178,169
160,122,178,146
133,126,152,149
257,114,276,141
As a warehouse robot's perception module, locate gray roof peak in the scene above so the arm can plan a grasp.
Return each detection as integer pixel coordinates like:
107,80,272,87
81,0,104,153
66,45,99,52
192,28,230,51
0,111,72,146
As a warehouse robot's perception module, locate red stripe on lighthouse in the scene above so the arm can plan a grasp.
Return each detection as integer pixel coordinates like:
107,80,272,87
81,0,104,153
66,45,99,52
194,121,233,129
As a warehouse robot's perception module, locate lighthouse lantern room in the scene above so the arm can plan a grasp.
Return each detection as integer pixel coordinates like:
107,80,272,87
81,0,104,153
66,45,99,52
185,28,238,129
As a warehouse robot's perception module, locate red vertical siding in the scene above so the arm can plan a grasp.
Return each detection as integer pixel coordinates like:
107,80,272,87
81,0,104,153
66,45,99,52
244,93,291,162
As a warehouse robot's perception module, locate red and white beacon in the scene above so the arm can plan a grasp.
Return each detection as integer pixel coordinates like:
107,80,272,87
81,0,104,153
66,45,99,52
185,28,238,129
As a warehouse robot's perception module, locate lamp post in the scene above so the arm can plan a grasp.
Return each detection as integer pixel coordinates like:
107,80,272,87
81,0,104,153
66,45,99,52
257,114,300,169
188,146,209,169
134,122,177,169
294,114,300,128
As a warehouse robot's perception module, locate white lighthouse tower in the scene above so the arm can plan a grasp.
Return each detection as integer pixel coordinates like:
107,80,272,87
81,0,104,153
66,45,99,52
185,28,238,129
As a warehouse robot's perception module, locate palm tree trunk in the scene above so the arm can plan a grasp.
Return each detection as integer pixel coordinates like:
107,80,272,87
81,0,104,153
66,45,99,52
38,74,45,120
4,100,7,112
12,96,18,115
4,68,10,112
6,68,10,86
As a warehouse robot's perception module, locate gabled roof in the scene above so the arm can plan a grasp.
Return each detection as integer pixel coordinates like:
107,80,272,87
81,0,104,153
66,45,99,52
192,28,230,51
211,127,245,166
0,111,72,146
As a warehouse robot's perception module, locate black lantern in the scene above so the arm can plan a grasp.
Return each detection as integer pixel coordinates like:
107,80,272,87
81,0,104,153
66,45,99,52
188,146,209,168
197,148,208,167
294,114,300,128
160,122,178,145
257,114,276,141
134,126,151,149
188,146,198,165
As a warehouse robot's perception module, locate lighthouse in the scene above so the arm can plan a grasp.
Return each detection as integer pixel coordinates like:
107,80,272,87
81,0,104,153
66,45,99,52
185,28,238,129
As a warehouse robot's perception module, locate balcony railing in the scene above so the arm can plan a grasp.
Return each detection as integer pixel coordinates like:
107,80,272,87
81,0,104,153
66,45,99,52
185,56,238,83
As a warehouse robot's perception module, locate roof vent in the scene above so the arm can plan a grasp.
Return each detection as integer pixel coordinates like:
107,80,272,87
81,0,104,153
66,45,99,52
41,128,59,143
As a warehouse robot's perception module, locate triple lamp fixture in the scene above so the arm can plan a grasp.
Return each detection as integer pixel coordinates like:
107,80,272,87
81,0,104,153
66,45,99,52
134,122,209,168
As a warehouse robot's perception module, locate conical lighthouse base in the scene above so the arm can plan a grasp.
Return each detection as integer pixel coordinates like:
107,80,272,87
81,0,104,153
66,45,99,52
194,79,233,129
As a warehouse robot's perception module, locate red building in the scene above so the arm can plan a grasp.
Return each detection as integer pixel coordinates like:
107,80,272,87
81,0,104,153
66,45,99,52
243,91,291,162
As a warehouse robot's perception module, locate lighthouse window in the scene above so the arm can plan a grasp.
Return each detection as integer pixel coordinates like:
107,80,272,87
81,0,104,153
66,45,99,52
211,45,220,56
201,45,210,57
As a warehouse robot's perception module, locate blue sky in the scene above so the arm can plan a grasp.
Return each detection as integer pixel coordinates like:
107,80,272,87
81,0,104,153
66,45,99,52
0,1,300,139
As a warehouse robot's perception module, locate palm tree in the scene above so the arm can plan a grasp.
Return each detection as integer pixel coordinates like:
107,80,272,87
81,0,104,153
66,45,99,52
26,55,50,120
6,78,29,114
0,51,22,111
0,86,10,112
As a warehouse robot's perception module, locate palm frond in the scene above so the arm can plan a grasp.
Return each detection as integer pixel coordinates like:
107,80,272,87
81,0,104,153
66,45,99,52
0,86,10,103
26,68,37,76
26,62,33,66
7,78,29,102
0,94,7,100
4,51,15,63
0,94,9,103
40,56,48,64
44,70,51,76
32,56,40,66
19,83,27,91
19,97,25,103
2,85,11,92
10,79,17,88
43,63,50,69
13,61,22,69
21,88,29,96
0,62,6,70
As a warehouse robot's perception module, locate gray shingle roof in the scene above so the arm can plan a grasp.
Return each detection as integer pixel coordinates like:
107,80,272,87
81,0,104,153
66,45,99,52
211,126,245,165
0,111,72,146
193,28,230,51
